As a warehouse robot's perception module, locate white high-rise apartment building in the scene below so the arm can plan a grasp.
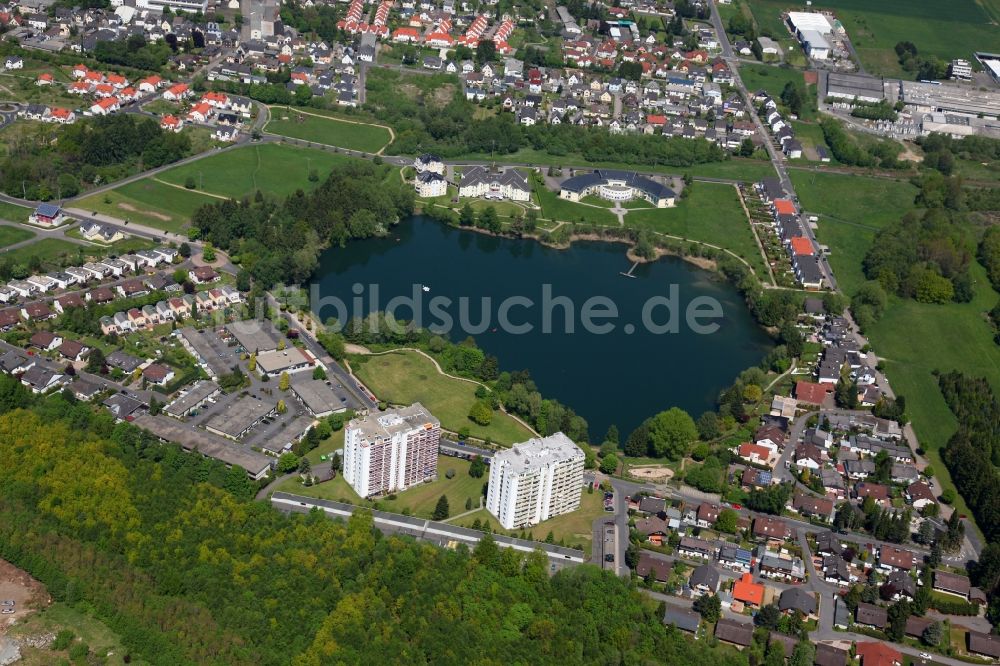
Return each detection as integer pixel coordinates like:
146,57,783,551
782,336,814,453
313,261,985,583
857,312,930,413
486,432,585,530
343,403,440,498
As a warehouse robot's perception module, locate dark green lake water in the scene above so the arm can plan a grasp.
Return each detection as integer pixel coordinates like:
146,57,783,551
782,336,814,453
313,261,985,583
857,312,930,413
312,216,773,439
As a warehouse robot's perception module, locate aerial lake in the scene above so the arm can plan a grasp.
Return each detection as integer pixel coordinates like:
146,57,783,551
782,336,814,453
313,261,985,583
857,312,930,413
312,215,773,439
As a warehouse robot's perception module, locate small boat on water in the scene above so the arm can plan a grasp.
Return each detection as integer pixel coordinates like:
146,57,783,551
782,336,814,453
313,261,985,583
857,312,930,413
422,285,430,292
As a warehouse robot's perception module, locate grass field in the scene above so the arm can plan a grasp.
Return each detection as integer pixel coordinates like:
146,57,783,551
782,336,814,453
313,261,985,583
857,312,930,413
744,0,1000,76
813,219,875,296
791,171,918,295
157,144,353,200
625,181,769,277
0,225,34,248
76,179,221,234
277,455,484,520
866,260,1000,523
790,171,918,231
534,181,619,226
0,201,31,223
457,489,607,554
352,350,535,445
378,455,484,517
738,64,817,118
3,238,85,268
265,107,393,153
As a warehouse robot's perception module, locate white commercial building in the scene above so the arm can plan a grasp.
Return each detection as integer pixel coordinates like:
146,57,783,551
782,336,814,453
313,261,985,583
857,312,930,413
486,432,585,530
343,403,441,498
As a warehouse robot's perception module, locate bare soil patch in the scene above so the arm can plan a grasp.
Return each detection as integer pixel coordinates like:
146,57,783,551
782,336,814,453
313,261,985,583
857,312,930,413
628,466,675,482
0,559,50,635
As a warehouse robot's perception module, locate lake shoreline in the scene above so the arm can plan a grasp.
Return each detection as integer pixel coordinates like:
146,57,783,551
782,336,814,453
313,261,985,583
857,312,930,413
417,209,723,275
313,214,775,437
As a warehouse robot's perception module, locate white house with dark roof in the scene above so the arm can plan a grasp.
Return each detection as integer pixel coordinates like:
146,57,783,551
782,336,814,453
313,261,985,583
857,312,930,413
458,166,530,201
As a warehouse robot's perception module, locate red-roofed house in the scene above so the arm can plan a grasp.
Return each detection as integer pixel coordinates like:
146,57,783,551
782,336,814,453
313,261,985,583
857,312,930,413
732,573,765,607
106,73,128,88
392,26,420,42
35,72,53,86
773,199,796,216
89,97,120,115
795,381,833,405
163,83,190,101
856,642,901,666
646,114,667,126
187,102,212,123
48,107,75,124
201,91,229,108
138,75,162,93
71,63,89,78
160,114,182,132
738,442,774,467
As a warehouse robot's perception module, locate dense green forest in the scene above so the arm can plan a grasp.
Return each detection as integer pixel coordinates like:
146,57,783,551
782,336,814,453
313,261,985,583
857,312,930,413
0,114,192,200
0,376,748,665
937,371,1000,625
191,161,414,288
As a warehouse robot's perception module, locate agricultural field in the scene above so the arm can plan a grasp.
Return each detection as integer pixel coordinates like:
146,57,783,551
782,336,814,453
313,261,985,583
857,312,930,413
351,350,535,445
76,179,220,234
265,107,393,153
625,181,769,277
744,0,1000,77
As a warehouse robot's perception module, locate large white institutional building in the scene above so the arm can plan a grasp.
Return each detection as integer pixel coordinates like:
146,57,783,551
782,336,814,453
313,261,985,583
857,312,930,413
486,433,585,530
343,403,441,498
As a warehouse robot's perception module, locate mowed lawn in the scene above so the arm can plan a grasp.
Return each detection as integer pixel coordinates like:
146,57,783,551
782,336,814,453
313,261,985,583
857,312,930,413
745,0,1000,76
0,201,31,223
4,238,85,268
276,455,485,520
157,144,353,200
0,225,34,248
379,455,485,518
352,351,535,445
534,180,619,226
457,489,607,554
265,107,393,153
626,181,768,277
865,261,1000,524
77,179,221,234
